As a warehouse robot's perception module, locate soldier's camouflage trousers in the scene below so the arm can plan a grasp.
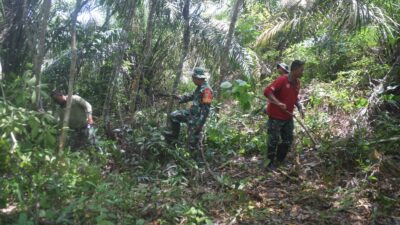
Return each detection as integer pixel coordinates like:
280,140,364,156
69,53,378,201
167,109,203,151
266,118,294,164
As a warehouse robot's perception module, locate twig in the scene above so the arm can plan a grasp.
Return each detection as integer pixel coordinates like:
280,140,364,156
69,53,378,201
199,139,233,189
199,143,219,181
228,208,242,225
0,0,5,18
279,172,300,182
290,112,319,149
365,136,400,145
0,79,5,101
10,132,17,152
232,171,246,178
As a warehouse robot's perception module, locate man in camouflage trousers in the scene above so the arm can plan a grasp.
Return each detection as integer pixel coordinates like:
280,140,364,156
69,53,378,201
263,60,305,170
164,67,213,152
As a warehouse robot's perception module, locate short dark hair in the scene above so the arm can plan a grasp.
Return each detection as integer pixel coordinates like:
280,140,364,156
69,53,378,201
51,90,63,98
290,60,305,71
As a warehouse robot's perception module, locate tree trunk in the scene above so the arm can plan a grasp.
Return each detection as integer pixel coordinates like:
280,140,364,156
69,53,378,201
1,0,30,80
59,0,84,151
217,0,243,98
132,0,158,111
168,0,191,112
33,0,52,110
102,0,136,131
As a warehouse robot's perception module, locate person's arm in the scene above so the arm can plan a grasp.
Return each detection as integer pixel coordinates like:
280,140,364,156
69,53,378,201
73,95,93,125
263,77,286,110
196,87,213,128
178,93,194,103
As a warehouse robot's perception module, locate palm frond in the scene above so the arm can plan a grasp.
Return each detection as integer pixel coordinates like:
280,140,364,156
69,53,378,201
191,16,257,78
255,0,399,49
255,19,289,47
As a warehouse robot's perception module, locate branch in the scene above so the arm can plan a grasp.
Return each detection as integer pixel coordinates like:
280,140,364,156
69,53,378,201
0,79,6,101
10,132,17,153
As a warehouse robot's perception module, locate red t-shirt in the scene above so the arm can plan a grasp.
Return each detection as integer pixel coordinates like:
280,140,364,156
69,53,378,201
263,75,300,120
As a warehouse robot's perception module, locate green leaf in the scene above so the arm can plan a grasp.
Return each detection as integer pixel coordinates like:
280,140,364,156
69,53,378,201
136,219,145,225
235,79,247,86
220,81,233,89
26,76,36,86
368,175,378,182
28,118,40,139
44,131,56,147
31,90,36,104
98,220,115,225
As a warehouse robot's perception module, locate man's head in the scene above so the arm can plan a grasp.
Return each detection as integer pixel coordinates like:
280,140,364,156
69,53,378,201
191,67,207,85
290,60,305,79
51,90,66,106
276,63,289,74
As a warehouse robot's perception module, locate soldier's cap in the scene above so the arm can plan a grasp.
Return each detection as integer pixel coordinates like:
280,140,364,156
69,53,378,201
277,63,289,73
192,67,207,79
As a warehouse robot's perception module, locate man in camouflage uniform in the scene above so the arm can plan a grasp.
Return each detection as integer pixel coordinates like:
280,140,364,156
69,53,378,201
51,90,95,149
263,60,305,170
164,67,213,152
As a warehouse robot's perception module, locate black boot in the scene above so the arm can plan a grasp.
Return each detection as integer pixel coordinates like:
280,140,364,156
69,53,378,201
263,146,276,169
163,121,180,142
276,143,290,163
170,121,180,139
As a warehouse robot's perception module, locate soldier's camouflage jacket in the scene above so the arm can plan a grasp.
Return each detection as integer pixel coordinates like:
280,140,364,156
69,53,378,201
177,82,213,128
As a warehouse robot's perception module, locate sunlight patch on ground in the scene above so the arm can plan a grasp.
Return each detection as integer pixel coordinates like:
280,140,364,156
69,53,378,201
0,204,17,214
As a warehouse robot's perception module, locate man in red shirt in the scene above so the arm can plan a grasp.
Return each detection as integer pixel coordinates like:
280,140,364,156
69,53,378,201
263,60,305,170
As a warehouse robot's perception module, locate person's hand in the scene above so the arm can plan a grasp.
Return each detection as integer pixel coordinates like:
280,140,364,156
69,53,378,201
277,102,287,111
87,115,94,125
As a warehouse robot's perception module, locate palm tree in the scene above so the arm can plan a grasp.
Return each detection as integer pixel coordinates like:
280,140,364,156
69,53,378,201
33,0,52,110
255,0,399,49
190,15,257,83
0,0,40,80
218,0,244,97
102,0,137,130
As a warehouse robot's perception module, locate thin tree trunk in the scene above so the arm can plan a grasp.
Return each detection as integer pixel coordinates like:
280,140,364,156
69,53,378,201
217,0,243,98
59,0,84,151
33,0,51,110
102,0,136,130
168,0,191,112
132,0,158,112
1,0,29,80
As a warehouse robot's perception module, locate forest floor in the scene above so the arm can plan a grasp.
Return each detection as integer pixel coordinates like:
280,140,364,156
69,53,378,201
170,148,400,225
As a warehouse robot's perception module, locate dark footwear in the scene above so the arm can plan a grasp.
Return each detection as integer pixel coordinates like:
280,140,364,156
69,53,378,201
276,160,292,170
281,161,292,168
162,131,178,146
267,162,277,171
276,144,290,162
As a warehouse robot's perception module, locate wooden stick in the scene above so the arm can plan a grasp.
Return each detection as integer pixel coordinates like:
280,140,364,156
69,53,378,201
285,110,319,149
262,96,320,149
